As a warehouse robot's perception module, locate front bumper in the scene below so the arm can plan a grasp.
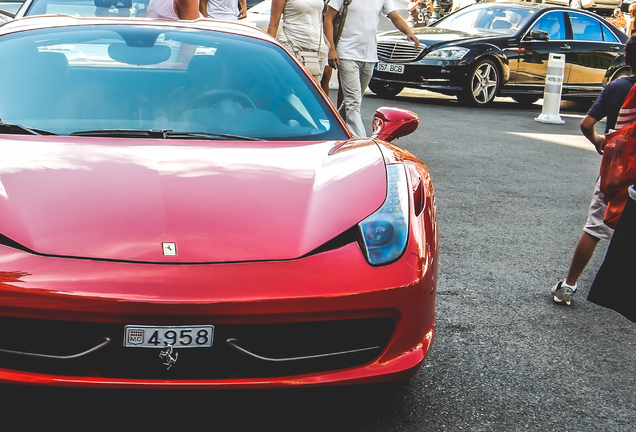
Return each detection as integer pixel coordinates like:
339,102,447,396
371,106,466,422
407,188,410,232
0,239,436,389
373,61,470,95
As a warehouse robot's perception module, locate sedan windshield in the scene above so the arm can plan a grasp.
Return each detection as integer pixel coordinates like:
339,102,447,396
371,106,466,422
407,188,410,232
0,24,345,140
434,4,536,35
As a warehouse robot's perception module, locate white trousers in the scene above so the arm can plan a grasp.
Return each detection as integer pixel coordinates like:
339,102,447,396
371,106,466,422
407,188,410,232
338,59,375,138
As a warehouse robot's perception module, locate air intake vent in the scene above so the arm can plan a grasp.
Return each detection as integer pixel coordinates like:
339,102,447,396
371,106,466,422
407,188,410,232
377,42,425,62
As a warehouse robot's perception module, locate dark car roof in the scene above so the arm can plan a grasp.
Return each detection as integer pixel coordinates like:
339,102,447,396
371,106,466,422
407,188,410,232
442,1,575,12
433,1,623,21
434,1,626,38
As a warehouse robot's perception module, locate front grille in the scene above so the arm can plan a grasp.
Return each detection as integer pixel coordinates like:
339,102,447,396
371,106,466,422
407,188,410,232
0,316,395,380
377,42,425,63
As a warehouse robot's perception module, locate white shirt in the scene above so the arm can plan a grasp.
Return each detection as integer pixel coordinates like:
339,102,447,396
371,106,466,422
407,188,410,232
147,0,180,20
278,0,325,52
329,0,396,63
207,0,240,20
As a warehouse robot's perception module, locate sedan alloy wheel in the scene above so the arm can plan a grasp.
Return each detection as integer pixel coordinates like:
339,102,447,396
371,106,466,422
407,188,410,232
460,59,499,106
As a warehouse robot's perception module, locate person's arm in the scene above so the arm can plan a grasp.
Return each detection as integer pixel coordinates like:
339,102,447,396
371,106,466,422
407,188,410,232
174,0,200,19
580,115,605,155
238,0,247,19
199,0,207,17
267,0,286,38
387,10,420,49
324,6,339,69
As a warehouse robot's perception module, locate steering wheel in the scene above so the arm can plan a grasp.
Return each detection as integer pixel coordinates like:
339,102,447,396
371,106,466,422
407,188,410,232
185,89,256,112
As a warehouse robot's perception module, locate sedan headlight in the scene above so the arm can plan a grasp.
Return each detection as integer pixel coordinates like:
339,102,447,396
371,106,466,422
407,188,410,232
359,164,409,266
424,47,469,61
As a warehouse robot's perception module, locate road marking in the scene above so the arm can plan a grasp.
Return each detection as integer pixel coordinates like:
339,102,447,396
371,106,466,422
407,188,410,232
509,132,595,152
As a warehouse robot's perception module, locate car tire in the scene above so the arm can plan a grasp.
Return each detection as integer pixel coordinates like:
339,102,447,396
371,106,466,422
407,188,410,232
611,67,631,82
369,81,405,99
458,59,500,107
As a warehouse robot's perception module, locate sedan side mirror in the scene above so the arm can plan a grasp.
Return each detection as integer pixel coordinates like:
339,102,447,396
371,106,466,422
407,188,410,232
527,29,549,41
371,107,419,142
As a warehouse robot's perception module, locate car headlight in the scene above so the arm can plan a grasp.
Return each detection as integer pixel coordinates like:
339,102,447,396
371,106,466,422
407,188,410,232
358,164,409,266
424,47,469,61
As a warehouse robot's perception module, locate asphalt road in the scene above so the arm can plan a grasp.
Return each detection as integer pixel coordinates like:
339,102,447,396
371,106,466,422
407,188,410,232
1,91,634,432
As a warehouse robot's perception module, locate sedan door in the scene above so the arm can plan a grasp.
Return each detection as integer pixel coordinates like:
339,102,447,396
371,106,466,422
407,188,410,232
562,11,624,92
512,11,572,89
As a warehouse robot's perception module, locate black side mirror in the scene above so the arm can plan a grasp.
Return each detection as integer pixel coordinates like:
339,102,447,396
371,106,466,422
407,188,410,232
527,29,549,41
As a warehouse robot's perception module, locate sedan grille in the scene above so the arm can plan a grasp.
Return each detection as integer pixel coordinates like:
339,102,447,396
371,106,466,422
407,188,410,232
0,316,395,380
377,41,425,63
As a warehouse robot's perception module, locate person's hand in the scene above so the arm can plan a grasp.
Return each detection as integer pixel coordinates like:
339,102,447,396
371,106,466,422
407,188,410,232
407,33,420,49
328,47,340,70
238,6,247,19
595,136,606,155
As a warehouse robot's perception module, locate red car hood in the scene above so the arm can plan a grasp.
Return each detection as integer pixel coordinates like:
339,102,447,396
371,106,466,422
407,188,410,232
0,136,387,263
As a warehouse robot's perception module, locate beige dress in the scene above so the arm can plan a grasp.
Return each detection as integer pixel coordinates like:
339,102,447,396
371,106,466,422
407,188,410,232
276,0,328,81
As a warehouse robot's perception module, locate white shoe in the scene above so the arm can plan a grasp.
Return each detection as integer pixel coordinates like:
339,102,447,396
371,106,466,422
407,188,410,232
550,281,575,306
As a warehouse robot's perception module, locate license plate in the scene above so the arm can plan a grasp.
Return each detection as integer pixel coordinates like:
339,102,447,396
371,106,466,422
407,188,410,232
124,325,214,348
376,62,405,74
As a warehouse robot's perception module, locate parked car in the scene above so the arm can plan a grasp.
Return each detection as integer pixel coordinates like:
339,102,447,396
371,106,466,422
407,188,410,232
0,8,11,21
0,0,22,15
15,0,149,18
15,0,262,18
621,0,636,12
370,2,629,106
241,0,271,29
0,15,437,389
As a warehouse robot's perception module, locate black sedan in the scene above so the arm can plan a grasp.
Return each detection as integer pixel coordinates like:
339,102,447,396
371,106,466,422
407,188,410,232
370,2,629,106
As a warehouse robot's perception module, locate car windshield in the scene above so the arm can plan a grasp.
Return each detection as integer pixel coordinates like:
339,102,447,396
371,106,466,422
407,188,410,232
0,24,345,140
21,0,150,17
433,4,536,35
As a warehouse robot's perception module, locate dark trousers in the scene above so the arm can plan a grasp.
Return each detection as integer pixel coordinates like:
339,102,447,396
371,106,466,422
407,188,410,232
588,185,636,322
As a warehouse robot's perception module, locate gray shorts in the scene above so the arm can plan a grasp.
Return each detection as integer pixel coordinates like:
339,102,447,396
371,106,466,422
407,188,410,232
583,177,614,240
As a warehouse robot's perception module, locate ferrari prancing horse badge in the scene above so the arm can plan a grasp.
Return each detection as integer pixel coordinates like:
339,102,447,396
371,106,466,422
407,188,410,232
162,242,177,256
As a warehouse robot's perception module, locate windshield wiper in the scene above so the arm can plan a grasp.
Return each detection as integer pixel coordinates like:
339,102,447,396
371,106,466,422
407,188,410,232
0,122,57,136
69,129,263,141
164,131,264,141
69,129,171,138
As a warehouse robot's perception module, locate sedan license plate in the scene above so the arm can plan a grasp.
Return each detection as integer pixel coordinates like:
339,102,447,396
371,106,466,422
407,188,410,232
376,62,404,74
124,325,214,348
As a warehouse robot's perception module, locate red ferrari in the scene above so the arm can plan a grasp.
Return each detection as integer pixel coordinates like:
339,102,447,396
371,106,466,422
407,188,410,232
0,16,437,388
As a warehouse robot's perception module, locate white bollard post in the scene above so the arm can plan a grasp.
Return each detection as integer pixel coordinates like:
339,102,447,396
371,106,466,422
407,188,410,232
432,0,441,19
535,53,566,125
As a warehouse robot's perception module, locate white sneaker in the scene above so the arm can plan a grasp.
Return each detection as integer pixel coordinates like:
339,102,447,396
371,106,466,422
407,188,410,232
550,281,575,306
